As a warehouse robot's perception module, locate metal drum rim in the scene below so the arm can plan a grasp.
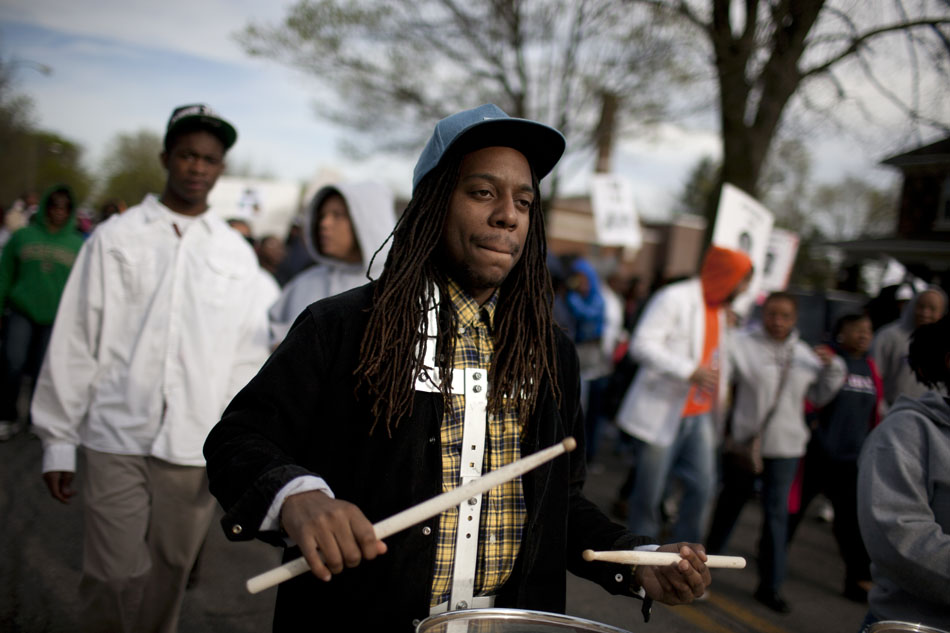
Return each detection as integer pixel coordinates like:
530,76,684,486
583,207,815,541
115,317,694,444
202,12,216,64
416,607,633,633
868,621,950,633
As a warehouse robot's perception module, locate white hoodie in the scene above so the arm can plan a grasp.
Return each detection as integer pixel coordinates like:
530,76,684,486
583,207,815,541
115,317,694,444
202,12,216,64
268,181,396,344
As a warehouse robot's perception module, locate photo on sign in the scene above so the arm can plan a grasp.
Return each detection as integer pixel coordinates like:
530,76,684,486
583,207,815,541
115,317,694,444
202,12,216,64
759,228,800,297
710,183,775,315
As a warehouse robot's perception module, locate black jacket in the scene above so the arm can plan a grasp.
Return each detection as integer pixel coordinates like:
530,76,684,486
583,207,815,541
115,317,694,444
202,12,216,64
204,283,653,631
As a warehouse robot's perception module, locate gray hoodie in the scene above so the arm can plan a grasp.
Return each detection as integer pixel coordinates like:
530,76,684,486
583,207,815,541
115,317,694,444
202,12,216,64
268,181,396,344
729,325,847,458
871,286,949,408
857,391,950,629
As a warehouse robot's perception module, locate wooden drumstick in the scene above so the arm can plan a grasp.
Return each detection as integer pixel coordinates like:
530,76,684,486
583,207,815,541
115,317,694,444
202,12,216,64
246,437,578,594
582,549,747,569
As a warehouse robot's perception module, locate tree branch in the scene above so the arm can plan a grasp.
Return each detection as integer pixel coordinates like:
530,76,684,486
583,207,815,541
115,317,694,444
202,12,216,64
802,18,950,78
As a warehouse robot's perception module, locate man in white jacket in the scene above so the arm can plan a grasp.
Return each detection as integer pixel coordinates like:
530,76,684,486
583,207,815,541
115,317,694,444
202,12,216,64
31,104,275,633
616,245,752,544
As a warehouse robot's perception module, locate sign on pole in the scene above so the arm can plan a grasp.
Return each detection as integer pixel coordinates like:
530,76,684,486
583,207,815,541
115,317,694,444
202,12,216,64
590,173,642,249
208,176,303,241
711,183,775,315
759,227,800,298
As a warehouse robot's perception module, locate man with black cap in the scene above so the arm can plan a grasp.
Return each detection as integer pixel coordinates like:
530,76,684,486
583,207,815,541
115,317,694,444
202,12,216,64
31,104,275,633
204,104,711,631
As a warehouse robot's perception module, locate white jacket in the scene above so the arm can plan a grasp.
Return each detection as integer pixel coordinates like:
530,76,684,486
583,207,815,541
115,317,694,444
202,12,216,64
615,278,732,446
31,195,276,472
729,326,846,458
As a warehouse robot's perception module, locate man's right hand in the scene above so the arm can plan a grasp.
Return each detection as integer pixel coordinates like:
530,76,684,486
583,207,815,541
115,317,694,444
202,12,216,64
43,471,76,504
689,366,719,393
280,490,387,582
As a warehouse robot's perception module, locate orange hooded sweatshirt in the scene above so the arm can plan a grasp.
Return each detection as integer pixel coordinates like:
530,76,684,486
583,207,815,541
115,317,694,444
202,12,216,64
681,246,753,417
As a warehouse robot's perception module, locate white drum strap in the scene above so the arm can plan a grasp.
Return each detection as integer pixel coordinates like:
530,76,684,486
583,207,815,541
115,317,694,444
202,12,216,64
448,367,488,611
410,286,492,612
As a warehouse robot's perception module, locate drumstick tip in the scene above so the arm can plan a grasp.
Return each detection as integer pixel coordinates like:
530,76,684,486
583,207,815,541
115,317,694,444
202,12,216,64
581,549,596,561
562,437,577,452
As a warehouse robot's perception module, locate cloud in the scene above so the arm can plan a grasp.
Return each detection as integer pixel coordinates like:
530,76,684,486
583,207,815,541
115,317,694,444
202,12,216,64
0,0,291,65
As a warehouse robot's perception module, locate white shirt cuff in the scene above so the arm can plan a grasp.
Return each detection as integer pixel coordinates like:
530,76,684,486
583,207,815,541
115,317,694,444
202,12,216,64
259,475,335,532
42,443,77,473
631,544,660,597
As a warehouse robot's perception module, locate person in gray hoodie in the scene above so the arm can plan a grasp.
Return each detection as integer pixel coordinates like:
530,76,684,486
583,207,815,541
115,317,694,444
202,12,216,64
857,314,950,632
706,291,847,613
268,181,396,345
870,286,947,408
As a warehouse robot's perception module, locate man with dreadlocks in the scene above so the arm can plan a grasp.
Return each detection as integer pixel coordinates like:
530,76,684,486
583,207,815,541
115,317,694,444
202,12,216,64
204,104,711,631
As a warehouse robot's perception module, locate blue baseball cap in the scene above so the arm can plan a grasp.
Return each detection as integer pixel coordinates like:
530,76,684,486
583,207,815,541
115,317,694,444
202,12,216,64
412,104,566,193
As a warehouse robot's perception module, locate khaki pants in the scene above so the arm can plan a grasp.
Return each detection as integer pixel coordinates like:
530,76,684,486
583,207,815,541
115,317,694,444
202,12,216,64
78,448,217,633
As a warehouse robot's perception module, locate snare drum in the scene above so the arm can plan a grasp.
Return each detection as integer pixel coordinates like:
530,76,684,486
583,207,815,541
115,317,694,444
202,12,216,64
416,608,632,633
869,622,950,633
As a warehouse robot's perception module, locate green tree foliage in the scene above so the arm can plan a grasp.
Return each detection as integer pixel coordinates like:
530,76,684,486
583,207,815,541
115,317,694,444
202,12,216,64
238,0,685,183
759,138,813,233
29,131,94,203
0,91,35,205
0,57,92,206
810,176,897,241
98,130,166,209
674,155,720,218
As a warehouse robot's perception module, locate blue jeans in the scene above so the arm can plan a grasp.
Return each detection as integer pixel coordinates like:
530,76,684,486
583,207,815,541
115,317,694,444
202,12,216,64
757,457,799,594
707,457,799,593
0,309,52,421
626,413,715,543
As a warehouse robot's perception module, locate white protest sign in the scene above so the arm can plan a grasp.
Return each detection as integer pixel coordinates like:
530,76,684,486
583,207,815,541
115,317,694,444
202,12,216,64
759,228,800,297
590,173,643,249
209,176,303,240
711,183,774,315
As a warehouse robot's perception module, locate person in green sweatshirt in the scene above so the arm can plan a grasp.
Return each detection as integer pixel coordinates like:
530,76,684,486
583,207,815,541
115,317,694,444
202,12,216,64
0,184,82,440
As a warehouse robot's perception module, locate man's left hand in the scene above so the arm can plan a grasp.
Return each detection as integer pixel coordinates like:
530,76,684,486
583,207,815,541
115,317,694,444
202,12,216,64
634,543,711,604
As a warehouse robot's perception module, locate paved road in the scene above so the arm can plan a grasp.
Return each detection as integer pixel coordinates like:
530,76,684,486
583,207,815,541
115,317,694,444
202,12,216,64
1,426,868,632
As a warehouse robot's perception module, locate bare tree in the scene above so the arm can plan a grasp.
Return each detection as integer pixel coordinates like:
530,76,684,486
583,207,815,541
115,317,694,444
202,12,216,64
810,175,898,240
634,0,950,202
238,0,685,191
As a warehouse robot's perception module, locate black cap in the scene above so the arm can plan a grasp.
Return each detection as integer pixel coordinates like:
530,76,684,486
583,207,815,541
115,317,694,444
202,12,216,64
164,104,237,152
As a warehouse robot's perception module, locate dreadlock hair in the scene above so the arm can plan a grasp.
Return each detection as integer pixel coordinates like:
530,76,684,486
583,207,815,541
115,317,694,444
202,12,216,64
908,314,950,391
355,150,560,436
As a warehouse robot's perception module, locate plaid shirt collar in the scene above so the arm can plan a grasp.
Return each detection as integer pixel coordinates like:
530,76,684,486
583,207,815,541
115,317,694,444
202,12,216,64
445,279,497,333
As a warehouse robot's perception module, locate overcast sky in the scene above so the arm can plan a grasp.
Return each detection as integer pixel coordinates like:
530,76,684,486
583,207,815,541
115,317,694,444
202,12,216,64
0,0,929,220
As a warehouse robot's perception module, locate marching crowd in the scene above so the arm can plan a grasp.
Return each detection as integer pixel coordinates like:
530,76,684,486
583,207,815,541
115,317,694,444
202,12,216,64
0,103,947,633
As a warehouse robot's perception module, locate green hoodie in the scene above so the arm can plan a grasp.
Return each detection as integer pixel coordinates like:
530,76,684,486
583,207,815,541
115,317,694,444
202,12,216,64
0,184,84,325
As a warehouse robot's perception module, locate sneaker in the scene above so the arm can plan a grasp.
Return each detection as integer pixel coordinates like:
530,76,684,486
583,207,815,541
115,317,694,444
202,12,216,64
0,421,17,441
816,498,835,523
754,587,791,614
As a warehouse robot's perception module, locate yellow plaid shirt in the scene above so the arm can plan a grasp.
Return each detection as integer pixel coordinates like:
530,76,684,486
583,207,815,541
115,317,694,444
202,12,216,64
429,281,526,607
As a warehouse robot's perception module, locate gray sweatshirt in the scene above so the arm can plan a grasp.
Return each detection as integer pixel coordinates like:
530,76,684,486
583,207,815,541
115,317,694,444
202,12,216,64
268,181,396,345
857,391,950,629
871,286,949,408
728,326,846,458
